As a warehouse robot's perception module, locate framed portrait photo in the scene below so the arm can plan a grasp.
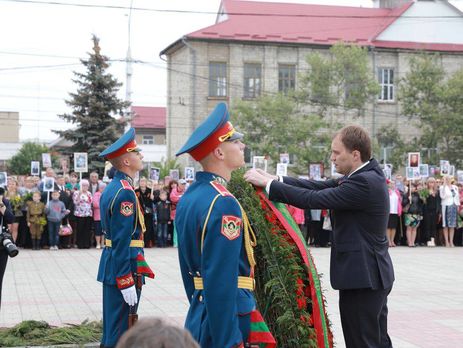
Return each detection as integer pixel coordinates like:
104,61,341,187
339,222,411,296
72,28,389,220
440,160,450,176
408,152,420,168
279,153,290,165
383,168,392,181
42,153,52,168
276,163,287,176
43,177,55,192
252,156,267,172
74,152,88,172
31,161,40,176
60,157,69,174
457,170,463,184
150,167,160,181
184,167,195,181
406,166,420,181
170,169,180,181
0,172,7,188
419,164,429,178
309,163,323,180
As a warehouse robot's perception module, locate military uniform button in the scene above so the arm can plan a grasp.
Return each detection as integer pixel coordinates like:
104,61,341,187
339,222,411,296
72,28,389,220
199,295,203,302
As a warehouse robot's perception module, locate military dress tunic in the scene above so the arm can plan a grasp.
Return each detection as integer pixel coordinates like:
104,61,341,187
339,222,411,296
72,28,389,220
26,201,45,238
175,171,256,348
97,170,145,347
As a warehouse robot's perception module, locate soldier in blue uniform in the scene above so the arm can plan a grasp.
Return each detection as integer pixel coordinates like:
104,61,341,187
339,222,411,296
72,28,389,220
175,103,259,348
97,128,154,348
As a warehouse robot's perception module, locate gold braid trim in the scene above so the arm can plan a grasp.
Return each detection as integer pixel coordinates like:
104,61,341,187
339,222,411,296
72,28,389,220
238,203,257,270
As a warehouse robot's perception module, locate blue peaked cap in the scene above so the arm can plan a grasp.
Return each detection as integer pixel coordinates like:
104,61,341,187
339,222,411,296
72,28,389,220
176,102,243,160
99,127,140,159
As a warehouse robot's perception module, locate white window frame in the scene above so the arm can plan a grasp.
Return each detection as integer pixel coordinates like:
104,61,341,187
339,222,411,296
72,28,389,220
278,64,296,94
243,63,262,99
142,135,154,145
378,68,394,102
209,62,227,97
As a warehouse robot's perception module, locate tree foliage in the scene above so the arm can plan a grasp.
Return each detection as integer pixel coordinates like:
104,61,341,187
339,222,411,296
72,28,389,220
231,43,380,175
7,143,52,175
298,42,380,117
399,53,463,166
55,35,129,175
375,124,419,171
232,94,331,175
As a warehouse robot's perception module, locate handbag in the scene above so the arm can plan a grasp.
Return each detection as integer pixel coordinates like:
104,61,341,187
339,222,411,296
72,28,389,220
59,224,73,236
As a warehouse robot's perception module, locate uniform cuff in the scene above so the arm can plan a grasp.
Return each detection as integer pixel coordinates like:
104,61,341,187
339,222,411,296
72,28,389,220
116,273,134,289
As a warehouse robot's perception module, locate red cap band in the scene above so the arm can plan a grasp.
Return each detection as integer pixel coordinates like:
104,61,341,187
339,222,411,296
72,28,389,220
189,122,234,161
106,139,138,159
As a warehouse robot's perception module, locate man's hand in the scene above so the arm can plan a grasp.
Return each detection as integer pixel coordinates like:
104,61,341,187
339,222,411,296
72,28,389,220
121,285,138,306
244,169,276,188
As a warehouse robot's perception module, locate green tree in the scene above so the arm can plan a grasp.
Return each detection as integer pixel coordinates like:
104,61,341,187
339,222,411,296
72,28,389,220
232,94,331,175
441,69,463,165
7,142,50,175
55,35,129,175
375,125,412,171
298,42,380,117
232,43,380,175
399,53,463,166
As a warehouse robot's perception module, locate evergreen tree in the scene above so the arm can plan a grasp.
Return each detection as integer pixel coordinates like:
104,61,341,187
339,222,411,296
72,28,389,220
55,35,129,175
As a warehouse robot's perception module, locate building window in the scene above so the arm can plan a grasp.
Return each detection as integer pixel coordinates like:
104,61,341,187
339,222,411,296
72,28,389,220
278,64,296,94
378,68,394,101
142,135,154,145
243,63,262,98
209,62,227,97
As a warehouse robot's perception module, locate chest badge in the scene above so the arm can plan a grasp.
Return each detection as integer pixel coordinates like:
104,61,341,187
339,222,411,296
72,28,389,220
120,202,134,217
221,215,242,240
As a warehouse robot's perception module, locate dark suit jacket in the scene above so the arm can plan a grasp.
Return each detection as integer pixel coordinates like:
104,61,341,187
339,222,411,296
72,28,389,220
269,159,394,290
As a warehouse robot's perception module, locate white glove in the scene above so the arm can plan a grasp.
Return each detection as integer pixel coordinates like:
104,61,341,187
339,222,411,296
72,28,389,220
120,285,138,306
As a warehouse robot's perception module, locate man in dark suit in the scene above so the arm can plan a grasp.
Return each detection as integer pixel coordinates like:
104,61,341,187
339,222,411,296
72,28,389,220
245,125,394,348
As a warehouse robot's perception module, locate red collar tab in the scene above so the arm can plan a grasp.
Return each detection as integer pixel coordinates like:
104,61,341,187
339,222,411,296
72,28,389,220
120,179,133,190
210,181,233,197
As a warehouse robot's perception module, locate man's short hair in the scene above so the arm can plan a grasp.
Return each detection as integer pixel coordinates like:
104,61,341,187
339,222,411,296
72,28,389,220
116,318,199,348
337,125,371,162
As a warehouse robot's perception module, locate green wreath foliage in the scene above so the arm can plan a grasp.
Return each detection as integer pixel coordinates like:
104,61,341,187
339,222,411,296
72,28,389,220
229,170,319,347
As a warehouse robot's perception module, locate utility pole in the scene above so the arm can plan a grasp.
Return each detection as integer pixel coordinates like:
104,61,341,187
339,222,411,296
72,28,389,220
125,0,134,131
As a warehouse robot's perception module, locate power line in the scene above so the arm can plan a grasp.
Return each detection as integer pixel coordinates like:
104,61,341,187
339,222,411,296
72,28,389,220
0,59,135,72
0,50,81,59
0,55,434,122
1,0,462,19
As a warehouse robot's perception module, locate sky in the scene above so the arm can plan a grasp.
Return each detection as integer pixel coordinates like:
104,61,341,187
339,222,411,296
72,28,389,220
0,0,461,142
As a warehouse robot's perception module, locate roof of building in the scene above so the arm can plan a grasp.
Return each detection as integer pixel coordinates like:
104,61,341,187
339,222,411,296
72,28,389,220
161,0,463,54
131,106,166,129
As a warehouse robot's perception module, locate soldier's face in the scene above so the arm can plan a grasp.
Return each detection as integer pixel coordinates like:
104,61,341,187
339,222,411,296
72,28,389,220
221,139,246,169
128,151,144,172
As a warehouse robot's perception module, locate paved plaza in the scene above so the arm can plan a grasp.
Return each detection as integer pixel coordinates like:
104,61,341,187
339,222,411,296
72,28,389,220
1,246,462,348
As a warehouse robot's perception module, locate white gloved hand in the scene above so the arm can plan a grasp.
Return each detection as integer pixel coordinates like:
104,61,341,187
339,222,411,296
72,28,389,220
120,285,138,306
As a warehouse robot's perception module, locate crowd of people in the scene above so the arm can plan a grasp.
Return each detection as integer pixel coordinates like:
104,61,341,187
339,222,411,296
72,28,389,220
286,173,463,248
3,166,462,251
1,167,191,250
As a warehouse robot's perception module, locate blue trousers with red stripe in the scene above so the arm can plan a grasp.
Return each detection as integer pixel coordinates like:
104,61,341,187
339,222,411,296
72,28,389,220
101,284,141,348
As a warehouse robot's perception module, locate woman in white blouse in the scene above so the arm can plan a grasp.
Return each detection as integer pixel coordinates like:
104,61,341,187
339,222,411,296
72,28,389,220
439,175,460,247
